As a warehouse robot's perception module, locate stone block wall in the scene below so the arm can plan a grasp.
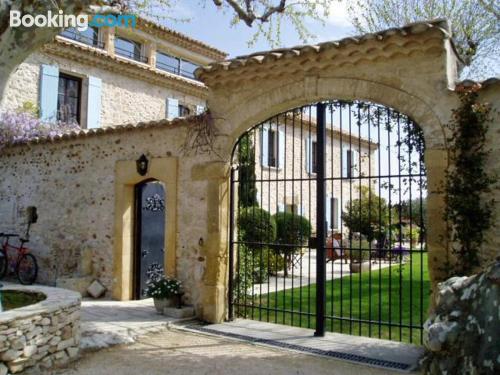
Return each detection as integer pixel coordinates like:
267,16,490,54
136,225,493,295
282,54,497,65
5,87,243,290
0,285,81,374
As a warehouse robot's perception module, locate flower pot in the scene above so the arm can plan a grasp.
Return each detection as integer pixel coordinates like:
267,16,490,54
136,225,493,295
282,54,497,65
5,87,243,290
153,297,177,313
350,261,370,273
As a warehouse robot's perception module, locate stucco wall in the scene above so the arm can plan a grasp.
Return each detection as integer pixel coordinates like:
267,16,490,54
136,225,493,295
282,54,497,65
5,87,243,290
0,51,205,127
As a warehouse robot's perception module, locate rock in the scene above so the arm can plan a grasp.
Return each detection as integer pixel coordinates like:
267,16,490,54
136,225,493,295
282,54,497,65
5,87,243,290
0,349,21,361
40,318,51,326
0,363,7,375
49,336,61,346
23,345,37,358
422,260,500,375
57,338,74,351
66,346,79,358
87,280,106,298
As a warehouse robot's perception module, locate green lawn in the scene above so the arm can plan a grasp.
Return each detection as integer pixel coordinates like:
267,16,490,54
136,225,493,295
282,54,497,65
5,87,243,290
235,253,430,344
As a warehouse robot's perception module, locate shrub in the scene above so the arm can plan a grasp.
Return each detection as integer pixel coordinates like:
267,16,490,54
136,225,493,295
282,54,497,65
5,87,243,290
237,206,276,247
0,110,80,149
273,212,312,276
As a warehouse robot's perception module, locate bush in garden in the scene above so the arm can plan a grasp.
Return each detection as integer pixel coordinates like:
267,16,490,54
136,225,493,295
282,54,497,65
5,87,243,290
237,206,276,247
273,212,312,276
236,207,276,292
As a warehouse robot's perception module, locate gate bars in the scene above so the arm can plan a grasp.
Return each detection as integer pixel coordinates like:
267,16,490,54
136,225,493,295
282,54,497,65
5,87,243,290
229,100,428,344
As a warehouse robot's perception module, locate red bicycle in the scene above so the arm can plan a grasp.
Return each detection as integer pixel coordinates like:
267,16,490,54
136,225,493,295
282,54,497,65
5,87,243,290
0,208,39,285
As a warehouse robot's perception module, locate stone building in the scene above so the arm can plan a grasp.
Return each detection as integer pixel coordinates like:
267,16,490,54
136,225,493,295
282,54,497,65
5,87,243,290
0,20,499,329
0,18,227,127
249,114,378,231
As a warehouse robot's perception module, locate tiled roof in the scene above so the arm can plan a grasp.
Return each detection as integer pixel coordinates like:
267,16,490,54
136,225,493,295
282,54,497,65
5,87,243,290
195,19,453,81
0,116,197,150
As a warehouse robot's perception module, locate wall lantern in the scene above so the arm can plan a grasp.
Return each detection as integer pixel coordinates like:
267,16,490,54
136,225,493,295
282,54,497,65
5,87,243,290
136,154,149,176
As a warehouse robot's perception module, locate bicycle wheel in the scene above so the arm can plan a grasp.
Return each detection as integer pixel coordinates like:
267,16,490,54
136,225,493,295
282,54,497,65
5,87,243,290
16,253,38,285
0,250,7,279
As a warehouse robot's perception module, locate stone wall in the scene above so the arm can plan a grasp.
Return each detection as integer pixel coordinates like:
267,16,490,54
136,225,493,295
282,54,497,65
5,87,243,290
422,260,500,374
0,120,211,313
0,284,81,374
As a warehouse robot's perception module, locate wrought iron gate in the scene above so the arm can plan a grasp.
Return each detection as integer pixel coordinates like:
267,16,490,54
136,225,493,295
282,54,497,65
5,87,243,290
229,100,428,344
134,179,166,299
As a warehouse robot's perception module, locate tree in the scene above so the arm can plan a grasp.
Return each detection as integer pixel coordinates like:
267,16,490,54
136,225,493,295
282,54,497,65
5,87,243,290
346,0,499,77
237,134,258,208
273,212,311,277
341,186,389,242
0,0,337,102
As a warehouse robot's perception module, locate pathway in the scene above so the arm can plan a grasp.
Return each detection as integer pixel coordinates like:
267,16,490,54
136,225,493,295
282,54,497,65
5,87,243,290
80,298,188,349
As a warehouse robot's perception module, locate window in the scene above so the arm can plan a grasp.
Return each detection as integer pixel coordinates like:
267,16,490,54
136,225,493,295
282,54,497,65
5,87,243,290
180,59,199,79
179,104,191,117
57,73,81,124
343,148,359,178
156,52,180,75
60,27,102,48
115,37,146,63
268,129,278,167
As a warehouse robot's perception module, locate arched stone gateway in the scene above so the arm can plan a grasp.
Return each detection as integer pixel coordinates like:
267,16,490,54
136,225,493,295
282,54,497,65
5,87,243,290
194,20,489,326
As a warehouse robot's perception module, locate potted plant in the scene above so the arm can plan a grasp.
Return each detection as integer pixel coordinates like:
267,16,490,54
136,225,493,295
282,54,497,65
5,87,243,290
348,244,372,273
145,277,182,313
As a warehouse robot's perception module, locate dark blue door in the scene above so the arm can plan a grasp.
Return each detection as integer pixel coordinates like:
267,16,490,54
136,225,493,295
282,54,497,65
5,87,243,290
135,180,166,299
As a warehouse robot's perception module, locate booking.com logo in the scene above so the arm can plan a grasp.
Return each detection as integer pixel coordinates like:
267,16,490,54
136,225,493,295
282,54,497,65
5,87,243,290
9,10,137,31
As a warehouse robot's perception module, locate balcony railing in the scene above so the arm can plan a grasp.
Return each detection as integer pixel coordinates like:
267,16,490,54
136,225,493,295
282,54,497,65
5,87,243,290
156,61,198,80
115,46,148,64
60,29,104,49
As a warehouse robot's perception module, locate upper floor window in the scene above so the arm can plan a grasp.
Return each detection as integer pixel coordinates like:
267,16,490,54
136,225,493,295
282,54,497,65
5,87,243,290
57,73,81,124
60,27,103,49
261,126,284,168
156,52,180,75
179,60,199,80
267,129,278,167
342,148,360,178
156,51,200,80
179,104,191,117
115,37,147,63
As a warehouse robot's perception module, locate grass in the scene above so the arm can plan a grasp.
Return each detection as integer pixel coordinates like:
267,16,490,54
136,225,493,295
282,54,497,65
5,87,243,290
0,290,45,311
234,253,430,344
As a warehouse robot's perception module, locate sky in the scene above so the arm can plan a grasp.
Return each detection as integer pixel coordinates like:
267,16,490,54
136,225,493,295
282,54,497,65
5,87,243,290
158,1,355,58
156,1,498,79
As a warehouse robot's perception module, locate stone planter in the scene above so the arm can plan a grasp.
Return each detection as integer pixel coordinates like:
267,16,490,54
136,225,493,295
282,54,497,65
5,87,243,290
153,297,178,313
350,261,371,273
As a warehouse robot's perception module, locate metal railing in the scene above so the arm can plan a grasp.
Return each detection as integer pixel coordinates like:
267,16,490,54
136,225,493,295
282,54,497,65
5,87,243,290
115,45,148,64
60,29,104,49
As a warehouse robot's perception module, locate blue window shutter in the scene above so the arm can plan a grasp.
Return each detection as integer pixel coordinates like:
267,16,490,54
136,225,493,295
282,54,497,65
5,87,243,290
261,126,269,167
39,64,59,121
305,136,312,174
166,98,179,120
196,105,205,115
325,196,332,232
278,129,285,169
87,76,102,129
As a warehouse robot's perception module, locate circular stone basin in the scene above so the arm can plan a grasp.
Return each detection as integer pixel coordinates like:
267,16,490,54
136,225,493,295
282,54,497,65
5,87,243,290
1,290,46,311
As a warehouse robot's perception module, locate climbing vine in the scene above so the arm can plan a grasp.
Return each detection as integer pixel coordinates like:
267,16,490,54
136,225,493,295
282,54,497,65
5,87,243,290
445,84,496,275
